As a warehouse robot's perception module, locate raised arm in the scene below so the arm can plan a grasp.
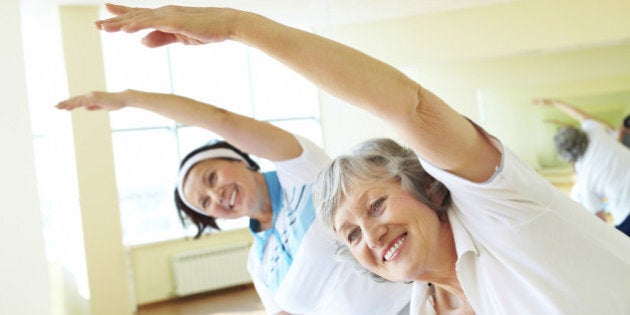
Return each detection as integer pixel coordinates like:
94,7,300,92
55,89,302,161
95,4,500,182
534,98,614,129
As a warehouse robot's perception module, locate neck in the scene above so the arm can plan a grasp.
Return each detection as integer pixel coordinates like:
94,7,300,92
250,172,273,232
432,284,474,315
253,208,273,231
423,219,474,314
416,219,461,288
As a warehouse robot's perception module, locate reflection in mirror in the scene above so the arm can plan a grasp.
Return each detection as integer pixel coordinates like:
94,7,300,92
478,86,630,195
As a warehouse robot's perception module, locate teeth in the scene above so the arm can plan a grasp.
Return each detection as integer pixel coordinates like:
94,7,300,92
384,235,406,261
229,188,237,208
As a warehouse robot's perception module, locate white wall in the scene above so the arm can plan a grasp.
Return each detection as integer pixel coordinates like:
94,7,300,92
0,0,50,314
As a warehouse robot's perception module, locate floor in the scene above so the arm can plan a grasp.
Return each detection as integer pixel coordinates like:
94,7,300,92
135,284,266,315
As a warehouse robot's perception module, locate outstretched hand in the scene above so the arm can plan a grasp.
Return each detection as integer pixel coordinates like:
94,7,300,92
532,98,559,107
532,98,596,124
55,91,127,112
95,3,237,48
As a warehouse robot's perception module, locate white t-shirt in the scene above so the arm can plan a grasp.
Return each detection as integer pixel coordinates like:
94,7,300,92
574,119,630,224
411,136,630,314
247,135,412,315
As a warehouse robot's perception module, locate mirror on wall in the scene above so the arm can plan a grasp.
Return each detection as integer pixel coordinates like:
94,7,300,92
477,83,630,172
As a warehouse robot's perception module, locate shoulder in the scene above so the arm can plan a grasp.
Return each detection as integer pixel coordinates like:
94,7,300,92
581,119,608,134
274,134,331,188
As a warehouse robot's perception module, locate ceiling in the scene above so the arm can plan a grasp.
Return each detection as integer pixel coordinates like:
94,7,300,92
21,0,515,26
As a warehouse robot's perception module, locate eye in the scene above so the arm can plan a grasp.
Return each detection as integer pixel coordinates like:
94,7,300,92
347,228,361,243
370,197,386,216
208,172,216,186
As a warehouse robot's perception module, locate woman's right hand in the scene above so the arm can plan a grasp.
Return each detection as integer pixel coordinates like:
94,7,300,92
532,98,560,107
95,4,241,48
55,90,129,112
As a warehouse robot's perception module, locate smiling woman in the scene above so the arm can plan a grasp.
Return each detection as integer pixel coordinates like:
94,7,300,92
175,141,271,235
301,24,630,315
318,138,451,282
316,124,630,315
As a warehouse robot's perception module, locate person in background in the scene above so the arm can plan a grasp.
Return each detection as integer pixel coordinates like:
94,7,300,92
619,114,630,148
92,4,630,314
534,98,630,237
56,90,412,315
540,99,630,147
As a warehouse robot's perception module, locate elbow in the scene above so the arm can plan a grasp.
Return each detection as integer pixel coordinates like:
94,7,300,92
409,83,431,125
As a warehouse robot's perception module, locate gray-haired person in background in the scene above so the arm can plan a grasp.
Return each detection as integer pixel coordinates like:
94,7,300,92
619,114,630,148
534,98,630,237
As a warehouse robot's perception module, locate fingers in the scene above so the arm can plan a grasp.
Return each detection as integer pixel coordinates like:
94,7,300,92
533,98,552,106
142,30,179,48
94,5,233,48
141,31,204,47
55,96,89,111
55,97,90,111
95,4,154,33
95,15,142,33
95,3,132,31
94,16,125,32
104,3,133,15
55,92,108,111
55,95,75,110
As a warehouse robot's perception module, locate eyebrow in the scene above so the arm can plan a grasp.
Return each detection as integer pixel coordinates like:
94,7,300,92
196,169,211,209
195,187,206,210
335,221,349,234
334,189,369,234
201,168,210,186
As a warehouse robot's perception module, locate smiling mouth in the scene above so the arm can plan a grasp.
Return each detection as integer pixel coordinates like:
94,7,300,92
228,186,238,209
383,233,407,262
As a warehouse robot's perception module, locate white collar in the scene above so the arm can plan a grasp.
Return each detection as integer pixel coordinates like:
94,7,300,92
448,208,479,260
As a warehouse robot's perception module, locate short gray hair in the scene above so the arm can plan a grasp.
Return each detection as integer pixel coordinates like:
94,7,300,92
553,126,589,163
312,138,451,281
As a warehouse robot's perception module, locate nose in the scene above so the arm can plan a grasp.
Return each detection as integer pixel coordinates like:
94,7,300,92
206,186,225,208
363,221,386,249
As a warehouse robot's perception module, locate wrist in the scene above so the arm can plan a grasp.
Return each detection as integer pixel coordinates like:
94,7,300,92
230,9,273,45
120,89,145,109
226,8,252,42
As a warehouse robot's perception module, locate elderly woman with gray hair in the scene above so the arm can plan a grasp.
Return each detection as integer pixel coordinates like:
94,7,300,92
313,128,630,314
535,98,630,238
94,4,630,314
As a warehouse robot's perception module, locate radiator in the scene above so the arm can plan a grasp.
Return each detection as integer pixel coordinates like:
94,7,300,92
171,241,252,296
